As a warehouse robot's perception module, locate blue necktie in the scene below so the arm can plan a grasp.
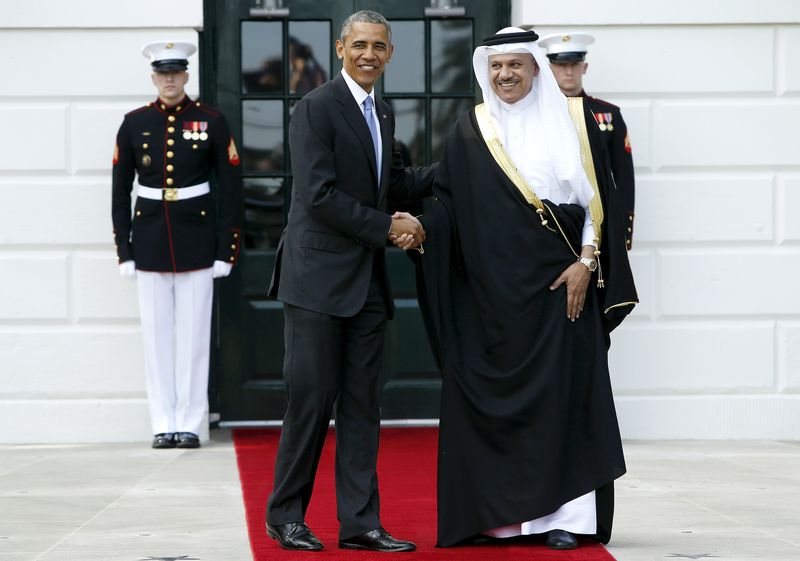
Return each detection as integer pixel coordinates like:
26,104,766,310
362,96,381,184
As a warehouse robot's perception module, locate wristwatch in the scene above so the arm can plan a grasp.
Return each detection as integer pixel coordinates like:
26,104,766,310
578,257,597,272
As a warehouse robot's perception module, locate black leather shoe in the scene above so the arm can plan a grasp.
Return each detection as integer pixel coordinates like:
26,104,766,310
152,433,175,449
339,527,416,552
545,529,578,550
267,521,323,551
175,432,200,448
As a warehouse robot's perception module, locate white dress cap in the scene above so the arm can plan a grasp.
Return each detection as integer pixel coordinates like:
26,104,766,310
141,40,197,71
537,32,595,62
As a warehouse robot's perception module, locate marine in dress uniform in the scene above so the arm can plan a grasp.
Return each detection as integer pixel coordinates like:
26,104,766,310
111,41,243,449
539,32,636,249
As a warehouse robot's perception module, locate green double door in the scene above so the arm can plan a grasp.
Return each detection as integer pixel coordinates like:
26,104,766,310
203,0,509,423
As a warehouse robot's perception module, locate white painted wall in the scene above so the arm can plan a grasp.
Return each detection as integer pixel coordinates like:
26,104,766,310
0,0,797,442
513,0,800,438
0,0,203,443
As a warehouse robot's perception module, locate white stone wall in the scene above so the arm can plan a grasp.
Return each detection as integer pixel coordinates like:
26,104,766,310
1,0,797,442
0,0,203,443
514,0,800,438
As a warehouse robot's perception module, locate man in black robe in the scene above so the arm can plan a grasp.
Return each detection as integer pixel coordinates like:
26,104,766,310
413,27,637,549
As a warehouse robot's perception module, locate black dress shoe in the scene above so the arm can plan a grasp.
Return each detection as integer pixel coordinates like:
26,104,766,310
339,527,416,552
267,521,323,551
545,529,578,550
175,432,200,448
152,433,175,449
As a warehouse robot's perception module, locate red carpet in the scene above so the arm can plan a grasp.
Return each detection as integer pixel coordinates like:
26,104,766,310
233,427,616,560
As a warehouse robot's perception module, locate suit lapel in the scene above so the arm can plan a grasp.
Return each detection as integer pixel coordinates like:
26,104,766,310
376,97,392,196
332,75,380,186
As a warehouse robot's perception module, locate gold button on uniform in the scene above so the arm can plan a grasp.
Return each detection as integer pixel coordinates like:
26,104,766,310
192,144,198,149
136,210,141,216
167,139,175,146
229,256,235,261
201,210,207,216
142,143,149,149
231,244,236,249
166,164,174,172
168,126,175,133
167,151,174,158
168,116,176,122
233,233,239,238
166,178,174,185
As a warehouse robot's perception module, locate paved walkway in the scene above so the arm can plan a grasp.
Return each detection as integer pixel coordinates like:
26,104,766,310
1,431,798,561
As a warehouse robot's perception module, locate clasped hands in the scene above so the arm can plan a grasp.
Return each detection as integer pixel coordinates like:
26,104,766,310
388,211,425,252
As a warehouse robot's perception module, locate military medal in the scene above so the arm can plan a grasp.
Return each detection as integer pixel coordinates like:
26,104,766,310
142,154,152,167
183,130,192,140
605,112,614,131
199,121,209,141
595,112,607,131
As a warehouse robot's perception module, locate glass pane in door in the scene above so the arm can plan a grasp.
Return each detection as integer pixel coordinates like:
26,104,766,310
242,100,285,172
241,21,283,94
287,21,331,95
383,20,425,94
389,98,425,166
431,19,473,93
244,177,285,250
431,97,474,159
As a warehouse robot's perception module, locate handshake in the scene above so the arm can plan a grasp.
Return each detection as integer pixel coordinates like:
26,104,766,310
388,211,425,253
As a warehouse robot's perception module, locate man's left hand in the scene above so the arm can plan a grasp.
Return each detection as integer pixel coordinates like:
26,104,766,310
213,260,233,278
549,261,591,321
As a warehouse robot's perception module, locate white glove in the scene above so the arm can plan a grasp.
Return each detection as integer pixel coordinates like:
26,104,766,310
212,260,233,279
119,260,136,279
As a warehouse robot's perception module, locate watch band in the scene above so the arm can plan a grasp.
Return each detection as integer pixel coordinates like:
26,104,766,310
578,257,597,272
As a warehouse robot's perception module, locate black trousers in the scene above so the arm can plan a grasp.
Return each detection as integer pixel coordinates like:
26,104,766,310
267,274,388,540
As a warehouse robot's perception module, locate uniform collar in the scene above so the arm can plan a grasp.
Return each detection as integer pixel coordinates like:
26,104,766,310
154,96,192,114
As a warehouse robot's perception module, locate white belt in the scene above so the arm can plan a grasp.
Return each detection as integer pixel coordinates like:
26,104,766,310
136,181,210,202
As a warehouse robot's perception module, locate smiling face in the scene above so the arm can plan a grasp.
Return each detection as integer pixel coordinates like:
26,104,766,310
550,60,588,97
151,70,189,105
488,52,538,104
336,21,393,93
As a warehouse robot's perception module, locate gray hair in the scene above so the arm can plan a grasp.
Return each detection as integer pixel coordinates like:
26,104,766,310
339,10,392,42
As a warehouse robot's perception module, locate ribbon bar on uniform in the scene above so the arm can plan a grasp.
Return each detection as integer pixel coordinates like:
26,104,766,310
136,181,210,201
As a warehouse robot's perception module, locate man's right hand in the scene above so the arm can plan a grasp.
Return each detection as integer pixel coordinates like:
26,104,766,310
119,260,136,279
389,212,425,250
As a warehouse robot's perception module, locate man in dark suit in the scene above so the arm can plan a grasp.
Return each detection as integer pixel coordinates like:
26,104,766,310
539,32,636,250
265,10,436,553
112,40,242,450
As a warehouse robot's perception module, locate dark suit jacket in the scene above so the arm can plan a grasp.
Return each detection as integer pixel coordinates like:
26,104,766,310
269,74,435,318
